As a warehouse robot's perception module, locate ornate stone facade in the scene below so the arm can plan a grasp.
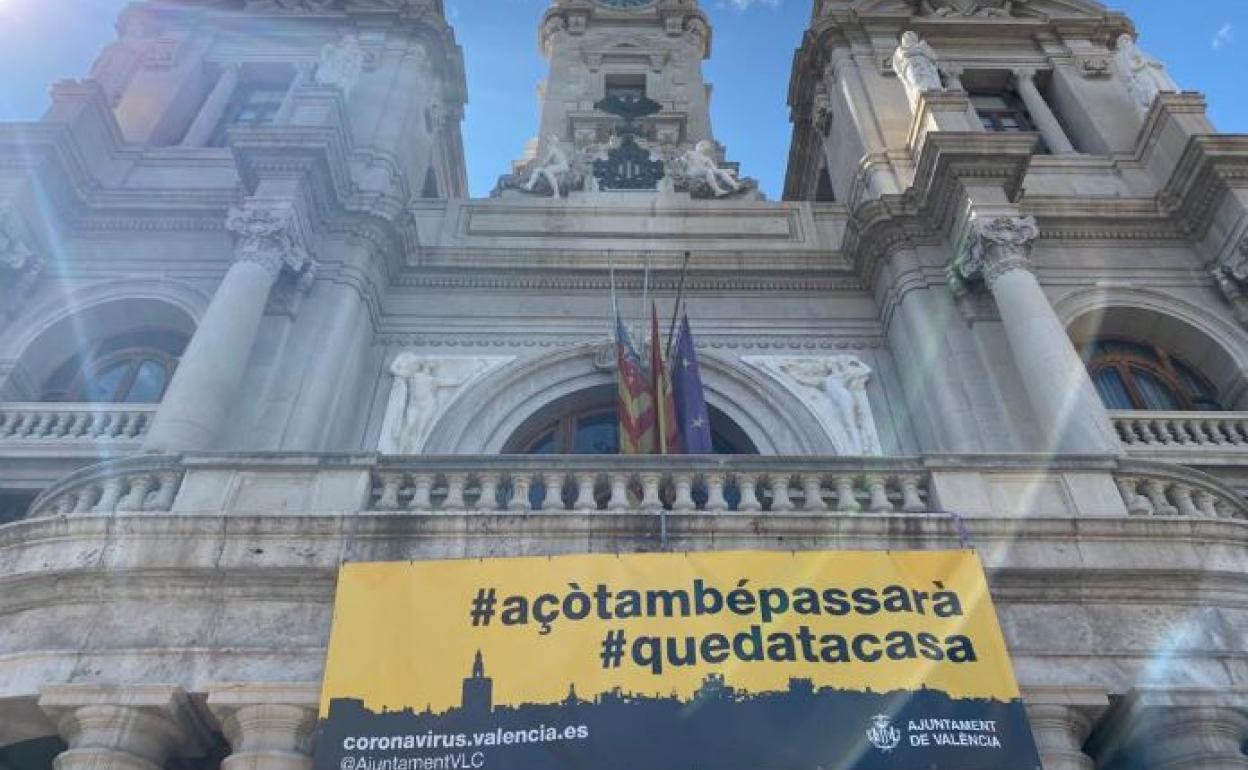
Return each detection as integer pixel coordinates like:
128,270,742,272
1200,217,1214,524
1,0,1247,768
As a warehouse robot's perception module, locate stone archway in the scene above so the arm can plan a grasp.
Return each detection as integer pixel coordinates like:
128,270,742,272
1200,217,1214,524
420,342,834,455
1058,288,1248,409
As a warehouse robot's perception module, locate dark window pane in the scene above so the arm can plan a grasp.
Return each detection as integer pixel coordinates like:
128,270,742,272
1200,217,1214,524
1132,367,1181,411
124,360,169,403
573,412,619,454
1092,368,1134,410
83,362,129,402
528,431,556,455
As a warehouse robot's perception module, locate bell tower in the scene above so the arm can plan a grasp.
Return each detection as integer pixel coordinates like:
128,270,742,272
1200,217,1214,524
496,0,756,199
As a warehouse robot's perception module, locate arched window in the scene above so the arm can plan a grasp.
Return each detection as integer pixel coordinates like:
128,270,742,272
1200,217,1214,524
40,330,188,404
1082,338,1222,412
504,386,757,455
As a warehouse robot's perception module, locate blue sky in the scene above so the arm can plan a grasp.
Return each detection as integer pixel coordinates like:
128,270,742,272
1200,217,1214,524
0,0,1244,198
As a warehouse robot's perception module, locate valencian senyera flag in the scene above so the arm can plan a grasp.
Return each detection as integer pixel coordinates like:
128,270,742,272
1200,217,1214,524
650,304,682,455
671,312,713,453
615,316,655,454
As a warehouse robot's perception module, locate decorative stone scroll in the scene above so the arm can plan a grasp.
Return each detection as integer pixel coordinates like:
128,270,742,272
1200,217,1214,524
1211,235,1248,325
226,204,315,281
742,355,883,456
379,354,515,455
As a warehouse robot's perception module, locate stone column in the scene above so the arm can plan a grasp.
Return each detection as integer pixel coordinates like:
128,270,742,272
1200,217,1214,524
1014,70,1076,154
182,64,241,148
144,203,313,451
953,214,1120,454
281,280,366,450
207,684,319,770
39,685,201,770
1141,707,1248,770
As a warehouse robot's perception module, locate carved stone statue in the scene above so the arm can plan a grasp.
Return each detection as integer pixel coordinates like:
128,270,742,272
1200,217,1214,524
316,33,367,98
892,31,942,112
678,141,743,198
1114,34,1178,116
524,134,574,198
743,356,883,456
907,0,1023,17
0,208,43,327
379,355,514,454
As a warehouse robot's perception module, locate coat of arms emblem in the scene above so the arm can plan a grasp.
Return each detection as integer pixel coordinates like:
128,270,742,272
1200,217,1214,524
866,714,902,752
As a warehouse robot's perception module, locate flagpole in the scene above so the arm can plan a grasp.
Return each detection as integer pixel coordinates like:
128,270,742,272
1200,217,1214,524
666,250,692,360
639,250,652,359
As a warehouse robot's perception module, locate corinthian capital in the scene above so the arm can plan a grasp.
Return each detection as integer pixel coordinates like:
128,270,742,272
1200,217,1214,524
954,214,1039,288
225,204,313,280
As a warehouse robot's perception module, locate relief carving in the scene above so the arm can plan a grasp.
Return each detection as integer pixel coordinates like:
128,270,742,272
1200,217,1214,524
743,355,883,456
380,355,515,454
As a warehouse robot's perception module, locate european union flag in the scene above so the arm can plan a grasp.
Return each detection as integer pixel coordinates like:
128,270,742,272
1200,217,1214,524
671,313,713,454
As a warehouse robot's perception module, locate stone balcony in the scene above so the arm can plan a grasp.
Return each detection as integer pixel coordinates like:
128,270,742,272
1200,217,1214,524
17,452,1248,524
1110,410,1248,465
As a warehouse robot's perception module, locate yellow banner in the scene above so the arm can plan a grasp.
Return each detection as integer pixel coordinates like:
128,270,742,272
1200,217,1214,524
320,549,1020,716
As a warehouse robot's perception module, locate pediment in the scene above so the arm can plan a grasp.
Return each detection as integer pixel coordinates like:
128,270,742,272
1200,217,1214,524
847,0,1112,20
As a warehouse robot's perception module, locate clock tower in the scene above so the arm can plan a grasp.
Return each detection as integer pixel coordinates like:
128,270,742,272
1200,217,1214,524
496,0,756,198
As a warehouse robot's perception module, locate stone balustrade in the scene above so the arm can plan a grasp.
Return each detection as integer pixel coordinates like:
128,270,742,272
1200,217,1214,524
0,403,155,443
1114,461,1248,520
28,456,185,517
16,452,1248,524
1110,410,1248,454
370,457,932,515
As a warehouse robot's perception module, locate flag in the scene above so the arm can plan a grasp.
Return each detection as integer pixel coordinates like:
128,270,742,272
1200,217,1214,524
651,304,682,455
671,312,713,454
615,316,655,454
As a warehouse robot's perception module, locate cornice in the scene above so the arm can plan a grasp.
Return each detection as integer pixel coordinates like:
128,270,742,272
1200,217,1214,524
372,334,889,351
393,270,862,293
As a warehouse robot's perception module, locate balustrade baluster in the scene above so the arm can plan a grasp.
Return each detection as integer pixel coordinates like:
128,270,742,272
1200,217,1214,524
736,473,762,513
866,476,894,513
1194,490,1220,518
375,473,403,510
541,472,565,512
92,477,125,514
147,472,181,511
443,474,468,512
1171,485,1200,517
639,473,664,512
72,485,98,514
477,473,502,512
606,473,631,512
769,474,795,512
671,473,697,512
1145,480,1178,516
899,475,927,513
573,473,598,513
834,476,861,513
703,473,729,513
117,475,154,512
801,474,827,512
507,473,533,512
1116,478,1153,515
407,474,434,511
0,411,14,436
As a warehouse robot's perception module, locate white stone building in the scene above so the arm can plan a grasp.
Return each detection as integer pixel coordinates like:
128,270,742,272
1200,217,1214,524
0,0,1245,767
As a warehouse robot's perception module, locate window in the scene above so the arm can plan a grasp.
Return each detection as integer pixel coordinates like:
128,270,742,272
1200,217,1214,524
208,82,289,147
1082,338,1222,412
41,330,188,404
604,73,647,103
506,392,756,456
972,93,1035,133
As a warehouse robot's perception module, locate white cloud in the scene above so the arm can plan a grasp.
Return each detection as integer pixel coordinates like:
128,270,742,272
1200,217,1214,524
1212,23,1234,51
717,0,781,11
